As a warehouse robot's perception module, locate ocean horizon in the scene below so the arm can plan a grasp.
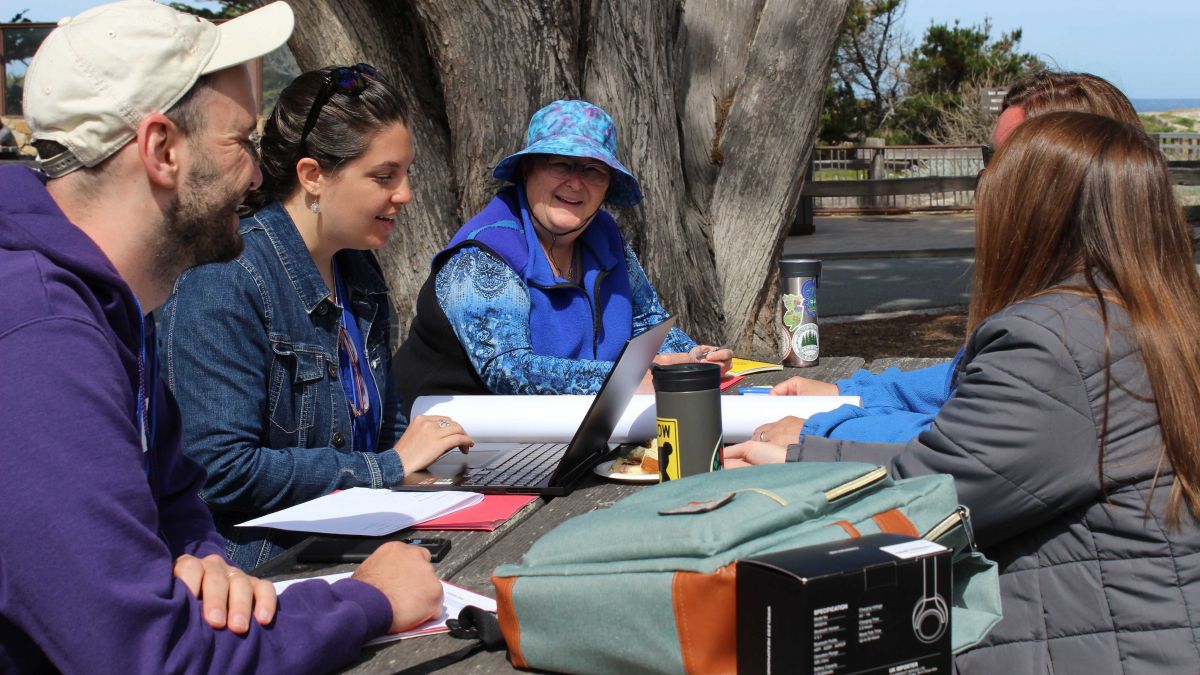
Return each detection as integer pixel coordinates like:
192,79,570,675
1132,98,1200,113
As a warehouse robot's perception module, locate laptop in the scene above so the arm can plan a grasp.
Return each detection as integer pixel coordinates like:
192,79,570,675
395,317,674,496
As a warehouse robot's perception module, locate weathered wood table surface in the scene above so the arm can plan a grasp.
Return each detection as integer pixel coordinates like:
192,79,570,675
258,355,946,673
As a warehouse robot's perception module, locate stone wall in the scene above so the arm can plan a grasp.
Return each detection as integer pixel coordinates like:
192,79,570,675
1,116,35,156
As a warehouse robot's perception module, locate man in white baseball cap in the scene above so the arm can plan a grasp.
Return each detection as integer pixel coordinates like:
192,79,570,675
0,2,441,672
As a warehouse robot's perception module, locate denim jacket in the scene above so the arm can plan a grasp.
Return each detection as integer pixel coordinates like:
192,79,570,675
159,201,407,570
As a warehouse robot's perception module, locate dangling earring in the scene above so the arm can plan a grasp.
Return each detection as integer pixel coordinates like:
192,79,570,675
309,200,320,214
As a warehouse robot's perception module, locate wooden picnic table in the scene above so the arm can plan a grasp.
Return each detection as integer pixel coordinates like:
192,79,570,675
258,355,945,674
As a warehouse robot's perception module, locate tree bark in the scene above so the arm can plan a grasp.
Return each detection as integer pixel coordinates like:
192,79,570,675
410,0,584,217
585,0,721,334
286,0,849,356
707,0,851,351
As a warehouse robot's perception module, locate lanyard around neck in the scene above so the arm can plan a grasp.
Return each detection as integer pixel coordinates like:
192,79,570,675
133,299,153,475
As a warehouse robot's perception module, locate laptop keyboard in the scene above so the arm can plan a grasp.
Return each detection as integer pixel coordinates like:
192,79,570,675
463,442,566,487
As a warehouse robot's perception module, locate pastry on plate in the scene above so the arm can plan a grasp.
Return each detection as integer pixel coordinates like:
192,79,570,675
611,439,657,475
639,440,659,474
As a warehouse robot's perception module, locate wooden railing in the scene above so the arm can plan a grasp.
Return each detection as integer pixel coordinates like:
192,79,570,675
1154,133,1200,161
1171,160,1200,224
793,145,1200,232
802,143,982,215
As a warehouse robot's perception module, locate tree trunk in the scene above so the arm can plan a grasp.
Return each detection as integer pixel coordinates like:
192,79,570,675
287,0,849,356
585,0,722,335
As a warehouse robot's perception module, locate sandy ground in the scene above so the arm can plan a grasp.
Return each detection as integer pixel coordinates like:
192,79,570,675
820,309,966,360
1144,108,1200,124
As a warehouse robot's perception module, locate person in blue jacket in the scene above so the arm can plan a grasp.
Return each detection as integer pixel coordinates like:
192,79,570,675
395,100,730,411
753,71,1145,448
160,65,472,570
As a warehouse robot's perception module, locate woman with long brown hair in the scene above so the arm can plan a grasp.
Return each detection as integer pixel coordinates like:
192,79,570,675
726,111,1200,671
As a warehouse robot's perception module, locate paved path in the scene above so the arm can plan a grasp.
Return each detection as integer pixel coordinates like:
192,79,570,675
784,214,974,318
786,213,975,261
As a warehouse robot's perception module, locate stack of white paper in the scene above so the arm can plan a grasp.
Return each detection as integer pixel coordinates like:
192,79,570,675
273,573,497,643
237,488,483,536
412,394,860,443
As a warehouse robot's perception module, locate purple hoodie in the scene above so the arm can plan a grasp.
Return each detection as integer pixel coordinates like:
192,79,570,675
0,165,392,674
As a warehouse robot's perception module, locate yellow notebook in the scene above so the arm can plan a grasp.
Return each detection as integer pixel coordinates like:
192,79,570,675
727,357,784,377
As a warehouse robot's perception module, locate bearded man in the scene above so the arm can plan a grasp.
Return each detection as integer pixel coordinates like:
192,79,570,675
0,2,441,672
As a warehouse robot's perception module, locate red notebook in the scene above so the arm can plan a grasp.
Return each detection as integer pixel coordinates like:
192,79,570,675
411,494,538,531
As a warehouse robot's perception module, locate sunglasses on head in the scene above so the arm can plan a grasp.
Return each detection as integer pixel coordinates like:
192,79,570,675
981,144,995,168
297,63,379,156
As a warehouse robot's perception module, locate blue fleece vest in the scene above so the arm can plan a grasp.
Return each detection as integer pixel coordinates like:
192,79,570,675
442,186,633,360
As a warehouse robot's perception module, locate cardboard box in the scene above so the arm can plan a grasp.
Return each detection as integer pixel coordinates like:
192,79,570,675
737,533,952,674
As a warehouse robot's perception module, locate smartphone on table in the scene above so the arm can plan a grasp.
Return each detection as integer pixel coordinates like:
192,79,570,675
297,533,451,563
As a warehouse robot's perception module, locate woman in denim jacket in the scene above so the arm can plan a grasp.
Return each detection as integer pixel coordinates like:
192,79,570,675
160,66,471,570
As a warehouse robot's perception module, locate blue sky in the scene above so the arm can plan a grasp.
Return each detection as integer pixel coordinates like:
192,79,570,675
900,1,1199,99
5,1,224,22
10,1,1197,99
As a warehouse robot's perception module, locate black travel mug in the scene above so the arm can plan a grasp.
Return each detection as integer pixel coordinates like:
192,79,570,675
651,363,723,482
779,258,821,367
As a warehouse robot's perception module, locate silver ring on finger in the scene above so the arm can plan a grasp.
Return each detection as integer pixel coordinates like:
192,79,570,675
438,418,450,429
759,431,766,442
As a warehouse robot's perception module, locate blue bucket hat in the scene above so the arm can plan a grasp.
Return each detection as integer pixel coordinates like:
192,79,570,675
492,100,644,207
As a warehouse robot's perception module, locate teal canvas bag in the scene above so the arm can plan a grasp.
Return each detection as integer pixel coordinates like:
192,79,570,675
492,463,1001,674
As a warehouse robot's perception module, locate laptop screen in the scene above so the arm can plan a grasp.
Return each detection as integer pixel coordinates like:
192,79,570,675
547,317,675,487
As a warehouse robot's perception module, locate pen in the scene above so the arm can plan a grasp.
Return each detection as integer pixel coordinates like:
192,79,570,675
697,345,732,360
738,386,772,395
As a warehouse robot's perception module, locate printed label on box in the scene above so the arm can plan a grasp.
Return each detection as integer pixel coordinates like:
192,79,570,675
880,540,947,560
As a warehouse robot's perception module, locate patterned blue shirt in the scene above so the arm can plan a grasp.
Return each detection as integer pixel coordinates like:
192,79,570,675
435,242,696,394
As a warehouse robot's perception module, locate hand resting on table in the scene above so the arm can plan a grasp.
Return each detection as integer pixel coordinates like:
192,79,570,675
352,541,445,633
723,440,788,469
174,553,276,634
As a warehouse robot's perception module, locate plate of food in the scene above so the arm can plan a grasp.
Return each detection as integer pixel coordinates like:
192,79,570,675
594,439,661,483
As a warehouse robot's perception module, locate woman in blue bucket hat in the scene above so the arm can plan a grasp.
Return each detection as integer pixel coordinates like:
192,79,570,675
395,100,730,407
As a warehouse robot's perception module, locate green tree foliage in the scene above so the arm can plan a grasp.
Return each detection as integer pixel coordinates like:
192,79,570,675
3,17,50,116
818,82,864,144
3,8,40,65
820,0,908,143
893,19,1042,143
820,6,1045,144
167,2,254,20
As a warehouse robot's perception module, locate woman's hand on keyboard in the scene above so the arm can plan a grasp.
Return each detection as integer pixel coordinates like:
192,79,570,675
393,415,474,473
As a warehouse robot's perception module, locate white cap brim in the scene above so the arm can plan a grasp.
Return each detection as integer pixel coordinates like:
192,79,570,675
202,1,295,75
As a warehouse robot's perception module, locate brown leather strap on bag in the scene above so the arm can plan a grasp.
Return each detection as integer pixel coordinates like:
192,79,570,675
873,508,919,537
672,564,738,674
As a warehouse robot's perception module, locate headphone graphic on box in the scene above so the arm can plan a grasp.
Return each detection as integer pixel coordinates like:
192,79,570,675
911,556,949,644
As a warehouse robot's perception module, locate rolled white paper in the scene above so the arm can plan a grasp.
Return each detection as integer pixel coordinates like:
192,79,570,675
411,394,860,443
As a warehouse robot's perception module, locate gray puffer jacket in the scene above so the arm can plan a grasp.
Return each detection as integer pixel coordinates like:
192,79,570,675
791,290,1200,673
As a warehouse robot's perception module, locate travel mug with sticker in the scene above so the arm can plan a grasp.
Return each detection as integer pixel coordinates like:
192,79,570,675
651,363,723,482
779,258,821,367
